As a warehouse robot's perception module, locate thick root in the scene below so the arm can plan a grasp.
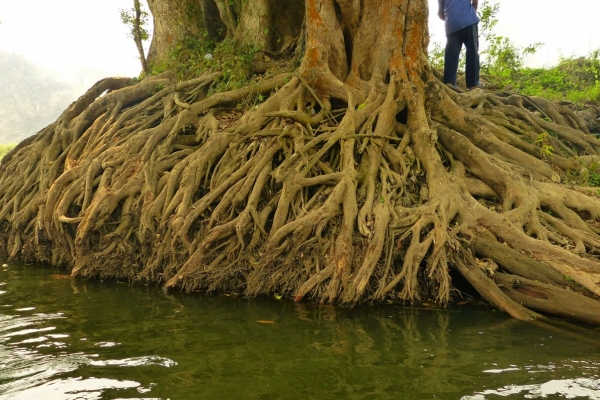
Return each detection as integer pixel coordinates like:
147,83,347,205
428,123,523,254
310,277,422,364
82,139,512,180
1,58,600,327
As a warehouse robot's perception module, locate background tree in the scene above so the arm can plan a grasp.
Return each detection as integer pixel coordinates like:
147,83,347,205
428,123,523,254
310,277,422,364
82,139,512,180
120,0,150,75
1,0,600,326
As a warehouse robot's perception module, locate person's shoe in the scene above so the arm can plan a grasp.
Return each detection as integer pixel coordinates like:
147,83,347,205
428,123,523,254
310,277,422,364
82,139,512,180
445,83,463,93
467,82,486,91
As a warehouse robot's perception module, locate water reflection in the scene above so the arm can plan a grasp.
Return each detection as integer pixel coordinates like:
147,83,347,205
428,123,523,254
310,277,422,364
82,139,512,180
0,263,599,399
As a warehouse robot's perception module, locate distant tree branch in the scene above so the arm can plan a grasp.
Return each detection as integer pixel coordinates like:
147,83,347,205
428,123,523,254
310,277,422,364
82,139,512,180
120,0,150,74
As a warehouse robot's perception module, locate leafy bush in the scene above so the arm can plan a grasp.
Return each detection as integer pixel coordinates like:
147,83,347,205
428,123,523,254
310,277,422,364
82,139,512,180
477,0,542,84
515,51,600,103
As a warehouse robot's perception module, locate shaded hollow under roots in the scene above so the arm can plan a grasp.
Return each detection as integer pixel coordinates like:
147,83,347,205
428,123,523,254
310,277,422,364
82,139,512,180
2,58,600,326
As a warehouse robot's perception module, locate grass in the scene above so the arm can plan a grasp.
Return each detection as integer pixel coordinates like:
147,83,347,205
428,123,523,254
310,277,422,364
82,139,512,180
499,51,600,106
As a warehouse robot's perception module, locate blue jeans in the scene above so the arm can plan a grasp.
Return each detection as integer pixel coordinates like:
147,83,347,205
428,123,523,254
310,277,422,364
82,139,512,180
443,23,480,88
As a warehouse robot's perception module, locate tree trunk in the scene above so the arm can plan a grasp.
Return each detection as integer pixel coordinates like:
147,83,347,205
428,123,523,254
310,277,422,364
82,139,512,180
147,0,304,68
146,0,206,66
1,0,600,327
133,0,149,75
232,0,304,51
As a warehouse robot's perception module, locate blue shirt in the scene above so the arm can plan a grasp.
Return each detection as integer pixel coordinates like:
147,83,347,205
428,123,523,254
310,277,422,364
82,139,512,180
438,0,480,35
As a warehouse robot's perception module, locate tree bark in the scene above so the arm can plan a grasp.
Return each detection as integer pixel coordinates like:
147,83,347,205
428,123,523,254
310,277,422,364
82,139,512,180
147,0,304,68
146,0,206,66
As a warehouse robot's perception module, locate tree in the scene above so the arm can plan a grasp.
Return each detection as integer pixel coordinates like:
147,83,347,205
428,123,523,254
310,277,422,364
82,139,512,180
120,0,150,75
1,0,600,325
145,0,303,67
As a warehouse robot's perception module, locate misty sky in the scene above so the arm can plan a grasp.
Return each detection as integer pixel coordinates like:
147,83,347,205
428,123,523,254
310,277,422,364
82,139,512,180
0,0,147,90
0,0,599,87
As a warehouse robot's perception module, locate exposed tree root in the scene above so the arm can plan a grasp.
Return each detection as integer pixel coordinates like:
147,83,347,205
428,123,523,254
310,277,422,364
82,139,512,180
2,26,600,326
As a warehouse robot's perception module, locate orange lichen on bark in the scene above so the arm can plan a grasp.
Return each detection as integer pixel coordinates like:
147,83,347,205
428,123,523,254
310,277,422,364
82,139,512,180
306,0,323,28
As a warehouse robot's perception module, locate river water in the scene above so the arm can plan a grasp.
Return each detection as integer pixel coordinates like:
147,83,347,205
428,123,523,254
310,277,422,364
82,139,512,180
0,263,599,399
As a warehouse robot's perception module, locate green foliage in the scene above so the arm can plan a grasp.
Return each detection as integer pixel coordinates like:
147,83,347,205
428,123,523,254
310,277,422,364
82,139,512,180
428,0,541,85
588,169,600,187
477,0,542,85
477,0,499,35
476,0,600,105
208,40,258,94
428,41,445,71
578,161,600,187
428,0,600,107
154,36,258,94
0,144,16,160
120,0,150,73
153,36,215,78
513,51,600,103
481,37,541,81
534,133,555,158
119,0,149,42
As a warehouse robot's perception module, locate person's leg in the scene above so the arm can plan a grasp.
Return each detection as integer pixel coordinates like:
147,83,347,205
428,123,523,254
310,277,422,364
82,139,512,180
465,23,481,88
443,30,463,85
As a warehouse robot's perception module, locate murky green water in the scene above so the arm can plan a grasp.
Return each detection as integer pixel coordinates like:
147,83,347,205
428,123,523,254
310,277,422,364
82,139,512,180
0,263,599,399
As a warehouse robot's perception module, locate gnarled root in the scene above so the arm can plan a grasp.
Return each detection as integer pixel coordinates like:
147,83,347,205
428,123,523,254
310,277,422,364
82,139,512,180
1,62,600,326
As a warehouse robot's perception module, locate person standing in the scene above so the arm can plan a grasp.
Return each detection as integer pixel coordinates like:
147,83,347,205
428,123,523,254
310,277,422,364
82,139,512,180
438,0,485,91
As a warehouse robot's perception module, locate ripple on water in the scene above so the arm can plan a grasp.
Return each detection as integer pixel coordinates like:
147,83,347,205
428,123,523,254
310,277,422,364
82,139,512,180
88,355,178,368
0,313,64,336
0,343,175,398
93,341,121,347
0,308,176,399
462,361,600,399
1,377,143,400
462,378,600,399
0,350,85,395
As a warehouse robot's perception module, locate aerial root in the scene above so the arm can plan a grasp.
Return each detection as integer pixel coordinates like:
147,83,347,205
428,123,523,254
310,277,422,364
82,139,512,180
2,68,600,325
452,250,541,321
493,272,600,325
